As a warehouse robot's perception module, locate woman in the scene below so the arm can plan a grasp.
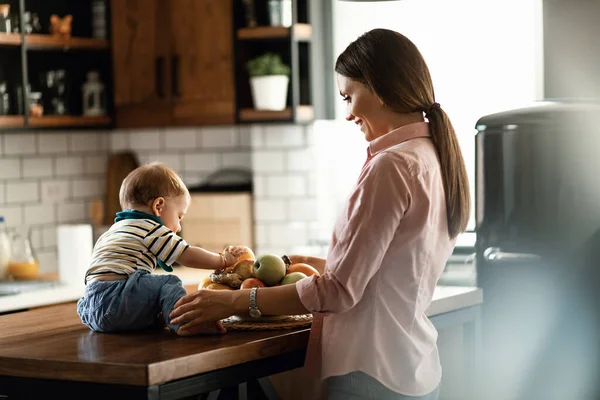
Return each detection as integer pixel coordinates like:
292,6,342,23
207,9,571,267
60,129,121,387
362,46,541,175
170,28,470,400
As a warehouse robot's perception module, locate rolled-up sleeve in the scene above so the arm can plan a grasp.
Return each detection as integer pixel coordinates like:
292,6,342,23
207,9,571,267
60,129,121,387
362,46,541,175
297,153,413,314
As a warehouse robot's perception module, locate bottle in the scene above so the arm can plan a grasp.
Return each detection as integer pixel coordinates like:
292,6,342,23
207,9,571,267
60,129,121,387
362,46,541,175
0,217,11,279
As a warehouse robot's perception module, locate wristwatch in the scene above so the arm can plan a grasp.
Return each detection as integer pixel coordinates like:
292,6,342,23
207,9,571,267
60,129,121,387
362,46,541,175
249,286,262,319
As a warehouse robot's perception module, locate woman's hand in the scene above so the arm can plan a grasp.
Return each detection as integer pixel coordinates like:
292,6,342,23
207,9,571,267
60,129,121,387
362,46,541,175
170,289,238,336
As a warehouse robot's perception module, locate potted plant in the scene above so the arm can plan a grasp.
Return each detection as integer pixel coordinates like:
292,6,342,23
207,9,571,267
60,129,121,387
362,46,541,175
247,53,291,111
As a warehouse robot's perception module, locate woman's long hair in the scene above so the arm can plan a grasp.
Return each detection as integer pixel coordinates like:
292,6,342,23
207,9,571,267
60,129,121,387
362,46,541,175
335,28,470,238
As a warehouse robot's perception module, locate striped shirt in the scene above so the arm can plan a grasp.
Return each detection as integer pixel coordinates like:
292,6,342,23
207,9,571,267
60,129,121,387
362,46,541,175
85,219,189,283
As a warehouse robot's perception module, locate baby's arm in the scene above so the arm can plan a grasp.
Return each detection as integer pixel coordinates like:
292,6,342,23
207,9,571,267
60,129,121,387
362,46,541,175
177,246,228,270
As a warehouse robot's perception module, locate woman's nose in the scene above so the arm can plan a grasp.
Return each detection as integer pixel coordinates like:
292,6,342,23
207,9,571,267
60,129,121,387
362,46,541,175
346,113,355,122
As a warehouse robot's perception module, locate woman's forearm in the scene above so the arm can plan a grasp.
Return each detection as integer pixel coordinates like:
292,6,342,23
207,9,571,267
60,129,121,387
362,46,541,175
232,283,309,316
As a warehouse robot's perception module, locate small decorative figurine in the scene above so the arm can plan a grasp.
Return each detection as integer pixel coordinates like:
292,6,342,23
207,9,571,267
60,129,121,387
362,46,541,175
49,14,72,40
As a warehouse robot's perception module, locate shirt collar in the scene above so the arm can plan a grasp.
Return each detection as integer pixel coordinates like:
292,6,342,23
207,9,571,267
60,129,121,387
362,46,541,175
368,122,431,157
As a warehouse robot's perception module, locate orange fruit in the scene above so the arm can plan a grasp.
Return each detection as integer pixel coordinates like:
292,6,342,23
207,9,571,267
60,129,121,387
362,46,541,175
240,277,265,290
287,263,320,277
199,276,213,290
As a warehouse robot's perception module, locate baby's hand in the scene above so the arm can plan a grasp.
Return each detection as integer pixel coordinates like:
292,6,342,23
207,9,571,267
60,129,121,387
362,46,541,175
222,245,251,267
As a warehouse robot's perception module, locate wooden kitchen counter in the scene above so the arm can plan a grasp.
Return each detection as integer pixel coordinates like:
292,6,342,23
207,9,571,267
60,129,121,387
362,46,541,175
0,302,309,399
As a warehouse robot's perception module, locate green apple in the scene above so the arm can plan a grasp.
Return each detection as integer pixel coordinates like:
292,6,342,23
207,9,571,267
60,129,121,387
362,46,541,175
280,272,308,286
253,254,286,286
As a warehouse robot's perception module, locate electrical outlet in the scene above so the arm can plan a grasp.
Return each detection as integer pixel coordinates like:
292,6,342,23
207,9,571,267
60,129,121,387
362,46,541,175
42,181,69,202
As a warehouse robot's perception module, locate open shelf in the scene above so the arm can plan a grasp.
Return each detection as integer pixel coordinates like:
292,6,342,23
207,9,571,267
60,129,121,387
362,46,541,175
0,33,22,46
27,115,112,128
239,105,314,122
25,35,110,50
0,116,25,127
237,24,312,41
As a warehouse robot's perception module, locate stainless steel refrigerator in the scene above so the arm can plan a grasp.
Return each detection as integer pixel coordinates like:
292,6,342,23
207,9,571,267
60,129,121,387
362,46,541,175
475,101,600,400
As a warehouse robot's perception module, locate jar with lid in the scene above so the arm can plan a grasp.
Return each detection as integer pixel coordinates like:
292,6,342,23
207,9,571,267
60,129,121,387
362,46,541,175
0,4,11,33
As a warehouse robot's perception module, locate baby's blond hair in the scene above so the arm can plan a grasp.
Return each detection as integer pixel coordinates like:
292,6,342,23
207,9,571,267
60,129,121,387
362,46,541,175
119,163,189,210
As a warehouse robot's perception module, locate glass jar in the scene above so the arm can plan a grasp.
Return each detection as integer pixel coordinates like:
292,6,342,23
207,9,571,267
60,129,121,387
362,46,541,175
28,91,43,117
0,4,11,33
7,230,39,280
0,82,10,115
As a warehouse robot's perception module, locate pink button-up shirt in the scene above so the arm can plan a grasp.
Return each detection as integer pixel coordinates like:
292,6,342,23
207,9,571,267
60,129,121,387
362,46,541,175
296,121,456,396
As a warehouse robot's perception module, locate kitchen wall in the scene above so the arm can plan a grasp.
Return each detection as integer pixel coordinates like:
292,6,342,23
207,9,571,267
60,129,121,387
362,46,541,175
0,123,321,274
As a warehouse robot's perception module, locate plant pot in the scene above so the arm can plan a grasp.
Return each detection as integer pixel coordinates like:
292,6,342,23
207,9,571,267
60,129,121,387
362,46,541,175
250,75,289,111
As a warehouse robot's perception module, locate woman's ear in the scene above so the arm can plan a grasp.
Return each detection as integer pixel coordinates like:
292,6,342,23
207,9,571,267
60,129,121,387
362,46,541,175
150,197,165,216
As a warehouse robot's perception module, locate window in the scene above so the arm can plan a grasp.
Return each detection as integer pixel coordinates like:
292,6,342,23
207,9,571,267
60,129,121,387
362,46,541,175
313,0,543,238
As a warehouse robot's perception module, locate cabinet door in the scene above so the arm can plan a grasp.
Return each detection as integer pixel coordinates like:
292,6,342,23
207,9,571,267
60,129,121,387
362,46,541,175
110,0,172,127
169,0,236,125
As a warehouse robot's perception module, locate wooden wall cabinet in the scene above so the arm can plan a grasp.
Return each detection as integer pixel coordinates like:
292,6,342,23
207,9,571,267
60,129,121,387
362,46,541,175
110,0,235,128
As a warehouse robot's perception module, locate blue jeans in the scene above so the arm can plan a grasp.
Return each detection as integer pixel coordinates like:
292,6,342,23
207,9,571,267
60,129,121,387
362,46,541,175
77,269,187,333
325,371,440,400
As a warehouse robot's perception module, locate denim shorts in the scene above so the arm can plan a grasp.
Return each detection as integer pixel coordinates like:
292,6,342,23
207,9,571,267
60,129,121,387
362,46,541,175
325,371,440,400
77,269,187,333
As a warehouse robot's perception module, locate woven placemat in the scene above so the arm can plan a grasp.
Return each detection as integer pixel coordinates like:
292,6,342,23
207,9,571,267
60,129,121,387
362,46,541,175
221,314,313,331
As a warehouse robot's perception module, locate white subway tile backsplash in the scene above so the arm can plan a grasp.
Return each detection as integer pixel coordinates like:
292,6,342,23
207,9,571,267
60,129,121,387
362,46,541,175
250,125,264,148
70,132,101,153
200,127,239,148
84,155,107,175
286,148,315,172
254,223,269,246
254,199,286,221
24,204,56,225
267,222,308,246
56,156,84,176
0,205,22,227
0,158,21,179
266,175,306,197
145,153,183,171
6,182,39,203
252,151,285,173
110,131,129,151
222,152,252,169
183,153,220,173
252,176,266,198
41,180,70,203
57,201,86,223
4,133,36,155
22,157,54,178
128,130,161,151
37,249,58,273
72,178,103,199
238,126,252,149
264,125,305,148
38,133,69,154
288,199,318,222
164,128,197,150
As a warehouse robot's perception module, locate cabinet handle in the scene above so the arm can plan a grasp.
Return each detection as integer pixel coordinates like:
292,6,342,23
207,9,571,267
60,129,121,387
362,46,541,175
171,55,180,98
155,56,166,98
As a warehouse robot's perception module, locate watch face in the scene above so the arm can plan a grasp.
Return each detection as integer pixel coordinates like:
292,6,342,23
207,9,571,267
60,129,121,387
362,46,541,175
249,308,262,319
